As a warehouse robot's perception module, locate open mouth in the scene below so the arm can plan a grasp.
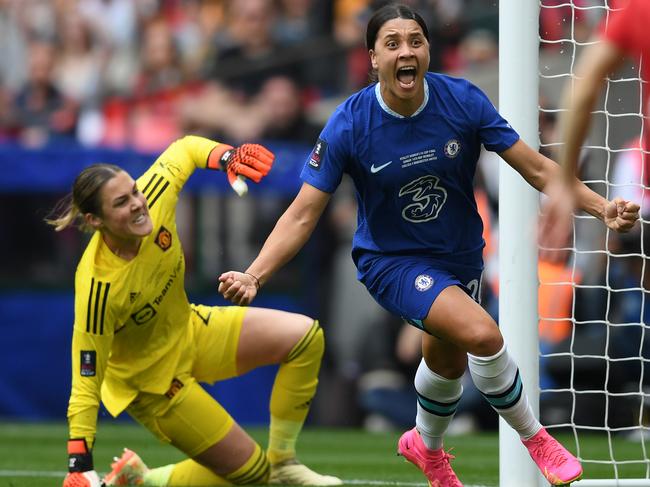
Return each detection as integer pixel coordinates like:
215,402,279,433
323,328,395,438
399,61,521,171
396,66,417,89
133,212,148,225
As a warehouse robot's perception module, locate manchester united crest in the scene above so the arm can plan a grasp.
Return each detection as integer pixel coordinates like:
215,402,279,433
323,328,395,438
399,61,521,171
155,226,172,251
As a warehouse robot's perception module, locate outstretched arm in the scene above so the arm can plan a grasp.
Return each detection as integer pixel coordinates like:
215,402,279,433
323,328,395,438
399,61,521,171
500,139,639,243
501,139,606,217
219,183,331,305
207,142,274,196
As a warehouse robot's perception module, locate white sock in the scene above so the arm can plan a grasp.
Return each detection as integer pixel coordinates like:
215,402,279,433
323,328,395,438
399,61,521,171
414,359,463,450
468,344,541,439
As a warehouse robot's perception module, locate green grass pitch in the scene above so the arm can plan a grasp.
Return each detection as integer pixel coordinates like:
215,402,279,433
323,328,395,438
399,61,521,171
1,420,648,486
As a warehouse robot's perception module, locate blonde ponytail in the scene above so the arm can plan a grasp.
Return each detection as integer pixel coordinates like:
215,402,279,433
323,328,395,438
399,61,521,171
44,163,123,233
44,193,81,232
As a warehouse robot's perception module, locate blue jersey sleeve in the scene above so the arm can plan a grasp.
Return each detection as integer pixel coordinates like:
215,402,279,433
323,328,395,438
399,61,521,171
467,83,520,153
300,106,352,193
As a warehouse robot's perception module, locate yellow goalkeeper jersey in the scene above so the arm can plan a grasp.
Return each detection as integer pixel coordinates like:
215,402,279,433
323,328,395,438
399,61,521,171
68,136,224,441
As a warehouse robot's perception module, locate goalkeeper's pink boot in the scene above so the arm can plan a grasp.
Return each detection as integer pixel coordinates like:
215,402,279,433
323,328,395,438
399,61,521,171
397,427,463,487
522,428,583,485
103,448,148,486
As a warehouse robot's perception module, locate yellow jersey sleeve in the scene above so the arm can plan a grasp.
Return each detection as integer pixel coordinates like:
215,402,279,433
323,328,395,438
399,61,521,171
68,330,113,445
139,135,225,193
68,270,115,444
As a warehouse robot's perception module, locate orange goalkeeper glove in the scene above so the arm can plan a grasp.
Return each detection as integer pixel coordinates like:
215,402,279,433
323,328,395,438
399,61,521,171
208,143,275,196
63,439,103,487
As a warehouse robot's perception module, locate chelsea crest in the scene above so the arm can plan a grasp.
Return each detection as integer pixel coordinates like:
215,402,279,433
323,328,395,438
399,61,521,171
444,139,460,158
415,274,434,292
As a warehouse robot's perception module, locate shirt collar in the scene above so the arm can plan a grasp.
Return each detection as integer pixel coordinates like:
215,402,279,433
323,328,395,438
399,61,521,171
374,79,429,118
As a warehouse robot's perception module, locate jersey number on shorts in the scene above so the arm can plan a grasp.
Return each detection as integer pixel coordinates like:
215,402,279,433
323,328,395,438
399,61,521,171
398,175,448,223
466,278,480,302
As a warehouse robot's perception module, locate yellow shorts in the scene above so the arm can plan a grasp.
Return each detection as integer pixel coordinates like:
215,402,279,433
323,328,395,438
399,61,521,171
126,305,247,457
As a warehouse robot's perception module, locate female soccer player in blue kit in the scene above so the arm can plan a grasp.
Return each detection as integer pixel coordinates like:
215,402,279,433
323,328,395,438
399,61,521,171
219,4,639,487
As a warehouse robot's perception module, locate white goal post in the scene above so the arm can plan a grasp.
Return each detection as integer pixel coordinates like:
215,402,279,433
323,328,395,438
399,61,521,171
499,1,649,486
499,0,543,485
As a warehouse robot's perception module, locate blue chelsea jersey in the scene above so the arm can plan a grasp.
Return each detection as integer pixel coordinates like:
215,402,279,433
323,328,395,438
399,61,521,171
301,72,519,267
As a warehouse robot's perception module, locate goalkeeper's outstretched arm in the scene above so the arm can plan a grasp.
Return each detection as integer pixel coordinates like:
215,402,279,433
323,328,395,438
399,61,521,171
218,183,331,306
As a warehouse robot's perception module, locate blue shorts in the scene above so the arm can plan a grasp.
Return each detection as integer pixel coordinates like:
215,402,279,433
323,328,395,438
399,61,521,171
357,254,483,331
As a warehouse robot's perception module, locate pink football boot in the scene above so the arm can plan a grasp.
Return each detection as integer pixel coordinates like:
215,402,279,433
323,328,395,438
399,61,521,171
398,427,463,487
522,428,583,485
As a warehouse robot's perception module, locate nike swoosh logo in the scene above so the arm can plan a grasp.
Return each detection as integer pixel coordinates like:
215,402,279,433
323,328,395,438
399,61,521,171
370,161,393,173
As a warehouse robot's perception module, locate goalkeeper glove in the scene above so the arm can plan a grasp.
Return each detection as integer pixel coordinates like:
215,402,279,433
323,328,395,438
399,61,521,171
63,438,103,487
209,143,275,196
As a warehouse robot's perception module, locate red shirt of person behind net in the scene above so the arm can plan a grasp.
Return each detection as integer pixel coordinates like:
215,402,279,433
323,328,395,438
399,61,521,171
602,0,650,158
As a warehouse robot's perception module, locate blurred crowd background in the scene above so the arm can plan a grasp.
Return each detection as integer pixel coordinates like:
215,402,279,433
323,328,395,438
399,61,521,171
1,0,648,438
0,0,509,150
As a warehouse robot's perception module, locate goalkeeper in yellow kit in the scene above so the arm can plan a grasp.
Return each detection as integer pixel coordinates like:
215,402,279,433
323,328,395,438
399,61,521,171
47,135,342,487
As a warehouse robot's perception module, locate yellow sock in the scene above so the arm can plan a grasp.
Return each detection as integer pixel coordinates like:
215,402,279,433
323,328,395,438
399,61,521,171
224,442,270,485
268,321,324,464
268,416,303,465
146,444,269,486
143,465,174,486
165,459,230,486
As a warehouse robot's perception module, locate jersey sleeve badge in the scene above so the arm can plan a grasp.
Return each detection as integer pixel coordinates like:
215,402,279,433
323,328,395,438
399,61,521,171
308,138,327,170
80,351,96,376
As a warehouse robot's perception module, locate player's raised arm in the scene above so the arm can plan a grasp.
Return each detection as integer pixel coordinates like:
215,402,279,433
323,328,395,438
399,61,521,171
499,138,602,213
499,138,639,245
208,142,274,196
218,183,331,306
151,136,274,196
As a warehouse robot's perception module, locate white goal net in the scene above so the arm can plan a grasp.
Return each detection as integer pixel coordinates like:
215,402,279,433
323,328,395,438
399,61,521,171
538,1,649,485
